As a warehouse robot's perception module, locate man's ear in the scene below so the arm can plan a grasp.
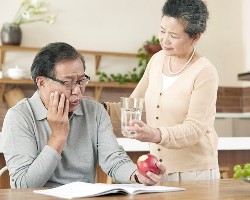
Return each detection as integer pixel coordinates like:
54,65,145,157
36,76,46,90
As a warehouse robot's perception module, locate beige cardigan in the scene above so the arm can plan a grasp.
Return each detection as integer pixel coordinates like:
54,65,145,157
106,50,219,173
130,50,219,173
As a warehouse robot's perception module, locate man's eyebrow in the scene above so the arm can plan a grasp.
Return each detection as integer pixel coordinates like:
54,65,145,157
63,75,85,79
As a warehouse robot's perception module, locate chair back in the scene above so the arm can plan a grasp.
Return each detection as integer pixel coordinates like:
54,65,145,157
0,166,8,176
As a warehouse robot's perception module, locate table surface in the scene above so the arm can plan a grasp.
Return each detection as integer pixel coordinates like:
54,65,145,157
0,179,249,200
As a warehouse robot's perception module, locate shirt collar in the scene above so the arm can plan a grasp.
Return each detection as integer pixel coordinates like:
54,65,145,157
74,103,83,116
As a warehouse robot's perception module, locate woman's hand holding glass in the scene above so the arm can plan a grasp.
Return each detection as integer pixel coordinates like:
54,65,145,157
123,120,162,143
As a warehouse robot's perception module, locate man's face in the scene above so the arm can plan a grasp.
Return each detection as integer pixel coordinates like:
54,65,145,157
38,58,87,112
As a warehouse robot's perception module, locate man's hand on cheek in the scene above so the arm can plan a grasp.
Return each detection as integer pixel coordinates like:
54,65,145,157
47,91,70,139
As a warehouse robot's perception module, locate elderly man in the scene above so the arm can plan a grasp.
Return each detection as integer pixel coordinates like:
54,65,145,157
2,42,165,188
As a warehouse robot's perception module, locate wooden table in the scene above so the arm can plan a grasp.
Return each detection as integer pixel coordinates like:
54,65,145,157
0,179,249,200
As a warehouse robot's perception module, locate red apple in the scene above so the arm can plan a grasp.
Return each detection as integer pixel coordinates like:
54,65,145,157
137,154,160,177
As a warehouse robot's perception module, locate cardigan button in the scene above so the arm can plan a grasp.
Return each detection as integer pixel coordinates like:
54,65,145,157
156,117,159,120
159,159,162,162
157,105,160,108
160,93,163,96
158,148,161,151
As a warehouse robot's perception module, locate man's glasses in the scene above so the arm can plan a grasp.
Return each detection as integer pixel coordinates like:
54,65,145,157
45,75,90,90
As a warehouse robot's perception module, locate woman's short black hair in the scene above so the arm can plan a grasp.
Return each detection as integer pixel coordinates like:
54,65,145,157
162,0,209,38
31,42,86,85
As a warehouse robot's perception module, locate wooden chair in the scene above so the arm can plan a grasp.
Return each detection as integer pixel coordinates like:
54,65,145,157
106,176,114,184
219,167,230,179
0,166,8,176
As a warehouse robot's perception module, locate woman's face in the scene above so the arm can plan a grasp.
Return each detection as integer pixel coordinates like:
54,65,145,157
158,15,196,58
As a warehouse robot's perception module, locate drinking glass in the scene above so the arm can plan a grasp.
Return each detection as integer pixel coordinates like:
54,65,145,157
120,97,144,135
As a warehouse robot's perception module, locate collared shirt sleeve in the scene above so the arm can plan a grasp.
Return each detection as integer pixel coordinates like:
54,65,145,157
96,104,136,183
2,107,61,188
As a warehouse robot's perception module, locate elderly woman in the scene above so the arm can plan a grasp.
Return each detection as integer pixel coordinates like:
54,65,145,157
121,0,220,181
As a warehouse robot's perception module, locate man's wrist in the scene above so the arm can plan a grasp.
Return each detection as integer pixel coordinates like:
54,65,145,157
130,171,141,184
134,174,141,184
48,134,67,154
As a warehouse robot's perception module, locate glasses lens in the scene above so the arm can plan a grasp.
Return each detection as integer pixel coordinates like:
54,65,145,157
79,79,89,87
63,82,72,90
59,75,90,90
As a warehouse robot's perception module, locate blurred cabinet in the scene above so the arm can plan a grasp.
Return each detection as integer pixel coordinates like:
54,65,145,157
214,118,233,137
0,45,138,103
232,118,250,137
215,116,250,137
0,45,137,73
0,78,137,103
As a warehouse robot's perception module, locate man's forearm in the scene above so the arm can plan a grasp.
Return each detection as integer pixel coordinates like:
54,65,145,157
9,145,61,188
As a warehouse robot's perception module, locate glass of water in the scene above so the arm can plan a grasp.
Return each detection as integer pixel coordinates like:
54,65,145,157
120,97,144,135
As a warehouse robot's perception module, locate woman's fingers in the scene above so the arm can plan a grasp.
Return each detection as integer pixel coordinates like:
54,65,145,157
129,119,145,127
124,120,144,133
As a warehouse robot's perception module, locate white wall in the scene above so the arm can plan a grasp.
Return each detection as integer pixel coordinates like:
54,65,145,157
197,0,245,87
0,0,249,86
242,0,250,87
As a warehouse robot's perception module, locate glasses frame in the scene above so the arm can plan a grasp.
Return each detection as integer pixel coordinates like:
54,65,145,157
45,74,90,90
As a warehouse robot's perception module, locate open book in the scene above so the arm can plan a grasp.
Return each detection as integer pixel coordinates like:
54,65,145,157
33,182,185,199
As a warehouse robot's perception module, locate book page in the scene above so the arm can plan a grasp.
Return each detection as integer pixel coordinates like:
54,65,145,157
34,182,121,199
111,184,185,194
33,182,185,199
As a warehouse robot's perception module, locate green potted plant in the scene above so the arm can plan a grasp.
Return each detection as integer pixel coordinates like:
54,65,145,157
97,35,161,84
1,0,56,46
143,35,162,55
